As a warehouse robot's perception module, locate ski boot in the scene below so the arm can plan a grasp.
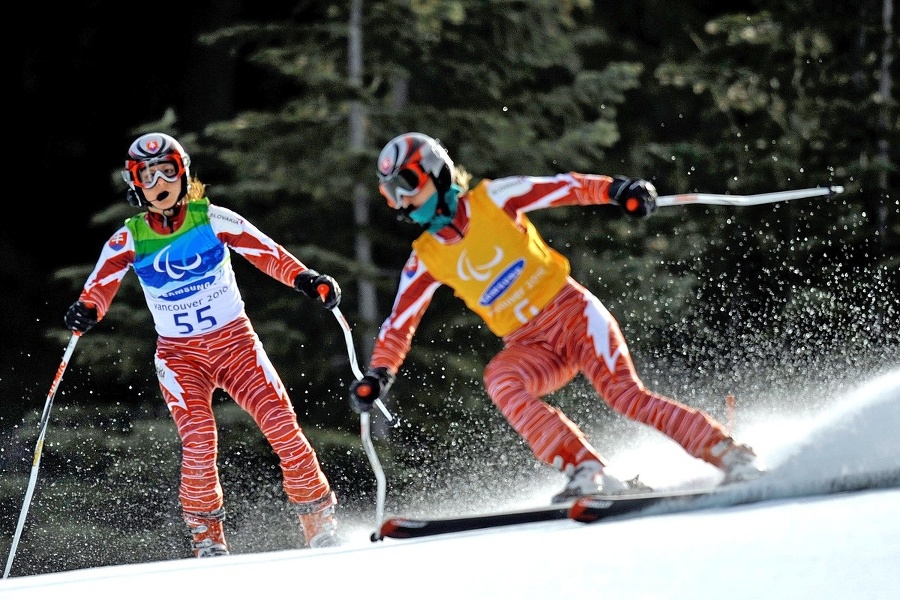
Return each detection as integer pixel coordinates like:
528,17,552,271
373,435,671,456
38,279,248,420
184,508,229,558
709,437,766,483
294,491,343,548
552,460,648,503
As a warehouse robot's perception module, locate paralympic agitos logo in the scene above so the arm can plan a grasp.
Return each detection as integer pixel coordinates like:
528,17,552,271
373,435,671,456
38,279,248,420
153,244,214,300
456,247,524,307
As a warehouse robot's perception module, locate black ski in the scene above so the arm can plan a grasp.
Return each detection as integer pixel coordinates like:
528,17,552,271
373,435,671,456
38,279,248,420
571,471,900,523
376,503,572,540
375,472,898,541
375,487,718,540
568,487,719,523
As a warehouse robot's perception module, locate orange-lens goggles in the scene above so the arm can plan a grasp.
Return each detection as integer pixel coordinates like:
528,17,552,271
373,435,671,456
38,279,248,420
122,153,186,189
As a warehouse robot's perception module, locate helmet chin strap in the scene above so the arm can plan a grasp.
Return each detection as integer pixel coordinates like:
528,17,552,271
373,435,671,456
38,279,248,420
396,204,415,222
160,196,186,217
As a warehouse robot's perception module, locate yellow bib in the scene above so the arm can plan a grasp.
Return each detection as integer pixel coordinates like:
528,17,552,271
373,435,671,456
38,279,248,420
413,182,569,336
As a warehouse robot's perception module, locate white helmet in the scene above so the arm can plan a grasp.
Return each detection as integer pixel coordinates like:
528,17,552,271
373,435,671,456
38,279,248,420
376,132,454,210
121,132,191,207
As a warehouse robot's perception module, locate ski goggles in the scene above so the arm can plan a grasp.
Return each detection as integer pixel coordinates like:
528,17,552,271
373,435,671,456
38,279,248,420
122,152,187,189
379,162,430,209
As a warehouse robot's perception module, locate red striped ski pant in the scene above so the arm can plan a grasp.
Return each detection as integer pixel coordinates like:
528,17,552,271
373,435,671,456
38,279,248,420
155,316,331,514
484,279,730,474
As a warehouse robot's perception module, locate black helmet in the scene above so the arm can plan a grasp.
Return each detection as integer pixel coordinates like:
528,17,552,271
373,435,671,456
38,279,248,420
121,132,191,207
376,132,454,211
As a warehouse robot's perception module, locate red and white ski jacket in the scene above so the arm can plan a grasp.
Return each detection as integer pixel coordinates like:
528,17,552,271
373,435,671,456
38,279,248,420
370,172,618,373
78,198,311,337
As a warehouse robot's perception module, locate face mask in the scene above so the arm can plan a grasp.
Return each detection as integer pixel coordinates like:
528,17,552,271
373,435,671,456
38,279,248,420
409,185,461,232
409,192,439,226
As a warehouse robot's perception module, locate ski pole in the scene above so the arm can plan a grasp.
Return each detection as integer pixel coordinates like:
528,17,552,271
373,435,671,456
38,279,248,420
656,185,843,207
321,300,396,424
4,332,80,579
318,287,391,538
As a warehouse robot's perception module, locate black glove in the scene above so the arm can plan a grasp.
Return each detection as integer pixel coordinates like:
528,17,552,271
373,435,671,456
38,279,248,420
294,270,341,310
349,367,394,414
65,301,98,333
609,176,658,218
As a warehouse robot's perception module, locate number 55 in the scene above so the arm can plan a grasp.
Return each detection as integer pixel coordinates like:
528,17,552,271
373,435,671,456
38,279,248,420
173,306,217,334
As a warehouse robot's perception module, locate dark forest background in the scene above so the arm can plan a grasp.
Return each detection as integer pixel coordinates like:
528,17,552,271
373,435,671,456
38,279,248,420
3,0,897,576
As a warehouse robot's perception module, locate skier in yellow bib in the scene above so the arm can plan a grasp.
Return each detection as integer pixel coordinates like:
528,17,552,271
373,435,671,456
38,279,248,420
351,132,764,502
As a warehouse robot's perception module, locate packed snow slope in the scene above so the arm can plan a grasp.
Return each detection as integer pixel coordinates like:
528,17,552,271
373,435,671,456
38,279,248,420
2,370,898,600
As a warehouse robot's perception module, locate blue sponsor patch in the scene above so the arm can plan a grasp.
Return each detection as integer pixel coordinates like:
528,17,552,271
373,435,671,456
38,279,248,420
479,259,524,306
160,276,216,300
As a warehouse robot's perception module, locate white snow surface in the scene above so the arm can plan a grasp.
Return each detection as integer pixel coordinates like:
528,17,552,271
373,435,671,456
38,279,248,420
2,369,899,600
